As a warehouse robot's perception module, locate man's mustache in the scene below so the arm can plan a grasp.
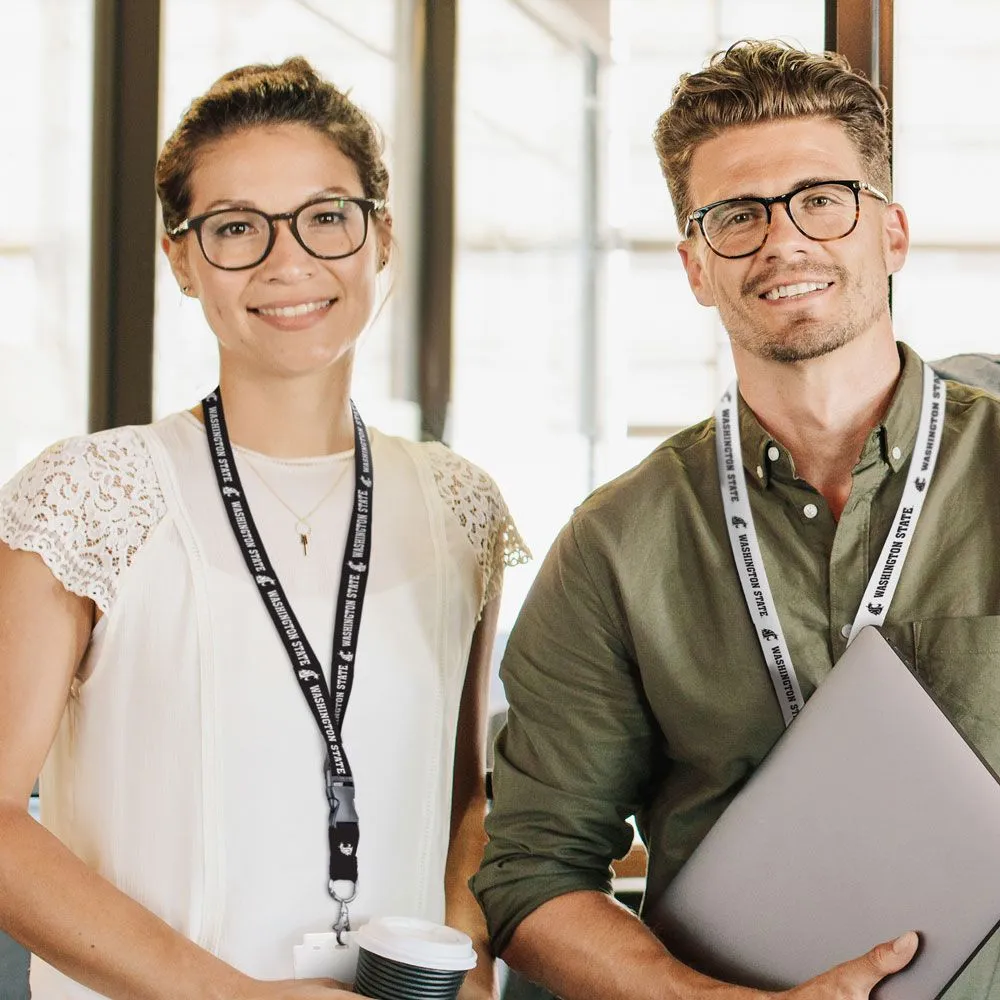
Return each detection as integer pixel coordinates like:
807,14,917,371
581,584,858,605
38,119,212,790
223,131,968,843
743,264,847,297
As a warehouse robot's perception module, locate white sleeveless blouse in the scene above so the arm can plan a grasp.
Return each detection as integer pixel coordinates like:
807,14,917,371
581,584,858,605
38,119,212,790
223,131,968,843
0,412,528,999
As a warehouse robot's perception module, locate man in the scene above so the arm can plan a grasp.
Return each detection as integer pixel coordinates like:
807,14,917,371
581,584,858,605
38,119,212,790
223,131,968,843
472,40,1000,1000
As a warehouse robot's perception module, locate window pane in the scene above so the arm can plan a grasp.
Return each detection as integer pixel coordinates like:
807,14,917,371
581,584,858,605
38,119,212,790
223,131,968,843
607,0,825,481
893,1,1000,359
0,0,93,483
155,0,410,430
452,0,590,640
0,1,94,988
453,0,827,659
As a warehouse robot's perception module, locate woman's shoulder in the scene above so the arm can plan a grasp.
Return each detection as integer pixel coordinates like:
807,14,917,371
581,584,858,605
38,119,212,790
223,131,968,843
377,433,531,606
373,429,499,489
0,423,169,614
377,432,509,525
381,432,500,490
0,423,166,509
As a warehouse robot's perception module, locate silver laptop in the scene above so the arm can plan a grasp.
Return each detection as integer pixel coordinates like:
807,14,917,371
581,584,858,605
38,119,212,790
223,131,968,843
648,625,1000,1000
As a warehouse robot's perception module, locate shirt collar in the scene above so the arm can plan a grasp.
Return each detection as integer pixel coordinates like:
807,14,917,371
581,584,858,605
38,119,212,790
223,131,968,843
736,341,925,488
877,341,926,473
736,398,789,487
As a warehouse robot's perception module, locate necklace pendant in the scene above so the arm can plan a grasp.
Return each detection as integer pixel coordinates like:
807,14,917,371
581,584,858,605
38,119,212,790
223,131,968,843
296,520,311,557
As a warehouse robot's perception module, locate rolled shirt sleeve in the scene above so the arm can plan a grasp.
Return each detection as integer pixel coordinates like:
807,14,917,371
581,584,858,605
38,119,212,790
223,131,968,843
471,512,660,953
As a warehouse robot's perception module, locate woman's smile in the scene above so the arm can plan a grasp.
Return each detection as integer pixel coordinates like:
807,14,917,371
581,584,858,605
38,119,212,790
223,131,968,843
248,296,337,330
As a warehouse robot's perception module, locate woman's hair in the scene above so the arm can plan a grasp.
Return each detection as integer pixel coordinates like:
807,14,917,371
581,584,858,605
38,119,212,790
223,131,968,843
156,56,390,233
653,39,890,232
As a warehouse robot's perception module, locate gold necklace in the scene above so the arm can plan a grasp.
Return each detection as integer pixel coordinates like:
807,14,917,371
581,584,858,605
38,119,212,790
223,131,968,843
242,456,352,556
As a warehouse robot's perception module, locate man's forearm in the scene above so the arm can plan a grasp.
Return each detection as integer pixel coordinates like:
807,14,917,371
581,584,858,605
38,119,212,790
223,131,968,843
501,890,764,1000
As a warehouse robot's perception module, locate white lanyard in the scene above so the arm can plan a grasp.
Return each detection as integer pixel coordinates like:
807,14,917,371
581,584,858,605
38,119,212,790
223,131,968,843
715,364,944,726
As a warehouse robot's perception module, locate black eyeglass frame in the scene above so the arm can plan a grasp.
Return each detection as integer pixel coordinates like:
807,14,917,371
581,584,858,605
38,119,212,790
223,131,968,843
166,195,387,271
684,179,889,260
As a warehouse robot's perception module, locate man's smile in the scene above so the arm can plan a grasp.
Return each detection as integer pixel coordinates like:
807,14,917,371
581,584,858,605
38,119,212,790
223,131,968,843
760,281,832,302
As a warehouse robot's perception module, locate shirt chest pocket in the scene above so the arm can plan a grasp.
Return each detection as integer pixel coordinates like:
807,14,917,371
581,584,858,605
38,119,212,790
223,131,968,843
909,615,1000,773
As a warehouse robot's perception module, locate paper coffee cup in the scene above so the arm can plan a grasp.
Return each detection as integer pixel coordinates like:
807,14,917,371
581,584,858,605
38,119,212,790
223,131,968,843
354,916,477,999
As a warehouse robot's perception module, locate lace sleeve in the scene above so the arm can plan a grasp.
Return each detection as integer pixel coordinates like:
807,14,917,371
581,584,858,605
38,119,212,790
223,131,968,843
425,444,530,616
0,428,167,615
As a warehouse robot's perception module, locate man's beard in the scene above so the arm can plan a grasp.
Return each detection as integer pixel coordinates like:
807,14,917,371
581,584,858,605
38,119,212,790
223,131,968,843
718,263,887,364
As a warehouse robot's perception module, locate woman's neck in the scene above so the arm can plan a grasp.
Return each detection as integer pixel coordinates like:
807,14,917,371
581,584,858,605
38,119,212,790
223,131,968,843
192,365,357,458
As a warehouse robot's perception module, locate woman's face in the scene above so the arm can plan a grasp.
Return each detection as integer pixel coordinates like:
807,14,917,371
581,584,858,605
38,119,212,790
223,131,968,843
163,123,389,380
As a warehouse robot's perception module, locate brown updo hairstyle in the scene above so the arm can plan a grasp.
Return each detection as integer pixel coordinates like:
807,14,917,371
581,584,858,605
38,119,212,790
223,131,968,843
155,56,390,235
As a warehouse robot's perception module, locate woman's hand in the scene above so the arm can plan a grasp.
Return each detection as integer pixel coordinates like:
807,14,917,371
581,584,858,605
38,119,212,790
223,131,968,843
447,597,502,1000
457,977,499,1000
238,976,354,997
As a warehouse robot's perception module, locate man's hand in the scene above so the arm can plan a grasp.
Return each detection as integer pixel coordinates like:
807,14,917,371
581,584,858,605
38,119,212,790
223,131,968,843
778,932,918,999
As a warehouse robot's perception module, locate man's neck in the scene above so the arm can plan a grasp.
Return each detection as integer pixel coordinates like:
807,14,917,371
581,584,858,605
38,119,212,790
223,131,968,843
735,335,902,519
192,357,358,458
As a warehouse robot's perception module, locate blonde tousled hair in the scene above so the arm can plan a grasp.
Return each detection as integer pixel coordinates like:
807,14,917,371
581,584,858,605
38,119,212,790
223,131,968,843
653,40,890,232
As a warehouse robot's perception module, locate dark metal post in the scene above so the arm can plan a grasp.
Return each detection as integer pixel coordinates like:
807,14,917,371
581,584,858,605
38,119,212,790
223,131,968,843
89,0,161,431
826,0,894,306
415,0,457,442
825,0,893,111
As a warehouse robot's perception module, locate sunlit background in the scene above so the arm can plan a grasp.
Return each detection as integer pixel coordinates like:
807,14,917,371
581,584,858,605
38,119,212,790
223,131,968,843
1,0,996,734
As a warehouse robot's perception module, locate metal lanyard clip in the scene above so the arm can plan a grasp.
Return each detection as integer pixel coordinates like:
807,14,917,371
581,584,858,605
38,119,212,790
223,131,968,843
330,880,357,946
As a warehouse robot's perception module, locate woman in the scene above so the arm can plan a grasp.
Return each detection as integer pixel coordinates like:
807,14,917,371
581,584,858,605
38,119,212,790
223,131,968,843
0,58,526,1000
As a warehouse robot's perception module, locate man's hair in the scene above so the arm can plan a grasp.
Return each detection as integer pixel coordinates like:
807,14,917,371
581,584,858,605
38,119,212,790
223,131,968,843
653,39,890,232
156,56,389,234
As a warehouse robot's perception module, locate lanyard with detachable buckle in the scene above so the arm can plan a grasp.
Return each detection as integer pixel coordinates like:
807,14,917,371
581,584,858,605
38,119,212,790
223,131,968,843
203,388,373,940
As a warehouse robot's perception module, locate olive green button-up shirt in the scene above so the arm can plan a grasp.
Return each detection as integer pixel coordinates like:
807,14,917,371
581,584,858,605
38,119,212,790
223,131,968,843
473,343,1000,998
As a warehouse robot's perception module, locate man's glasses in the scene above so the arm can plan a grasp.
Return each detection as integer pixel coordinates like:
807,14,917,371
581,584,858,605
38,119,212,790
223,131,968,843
167,196,386,271
684,180,889,260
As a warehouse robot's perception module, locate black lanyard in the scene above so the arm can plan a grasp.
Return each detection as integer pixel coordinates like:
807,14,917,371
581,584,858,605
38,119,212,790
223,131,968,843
202,388,373,933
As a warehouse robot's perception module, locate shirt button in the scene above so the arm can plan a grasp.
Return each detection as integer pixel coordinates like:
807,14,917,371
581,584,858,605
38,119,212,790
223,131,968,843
767,446,780,461
891,446,902,460
841,624,852,639
803,503,819,519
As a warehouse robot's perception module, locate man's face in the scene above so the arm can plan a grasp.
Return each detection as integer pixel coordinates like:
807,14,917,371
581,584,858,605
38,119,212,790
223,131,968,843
677,118,908,365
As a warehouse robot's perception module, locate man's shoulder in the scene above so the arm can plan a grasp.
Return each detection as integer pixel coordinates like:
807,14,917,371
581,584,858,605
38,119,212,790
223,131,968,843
573,416,717,530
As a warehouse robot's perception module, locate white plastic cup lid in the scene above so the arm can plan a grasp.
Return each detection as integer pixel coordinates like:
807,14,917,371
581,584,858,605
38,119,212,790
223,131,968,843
356,917,477,972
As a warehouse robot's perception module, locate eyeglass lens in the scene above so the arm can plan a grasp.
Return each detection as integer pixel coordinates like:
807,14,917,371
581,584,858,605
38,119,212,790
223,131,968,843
702,183,858,257
199,199,368,268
